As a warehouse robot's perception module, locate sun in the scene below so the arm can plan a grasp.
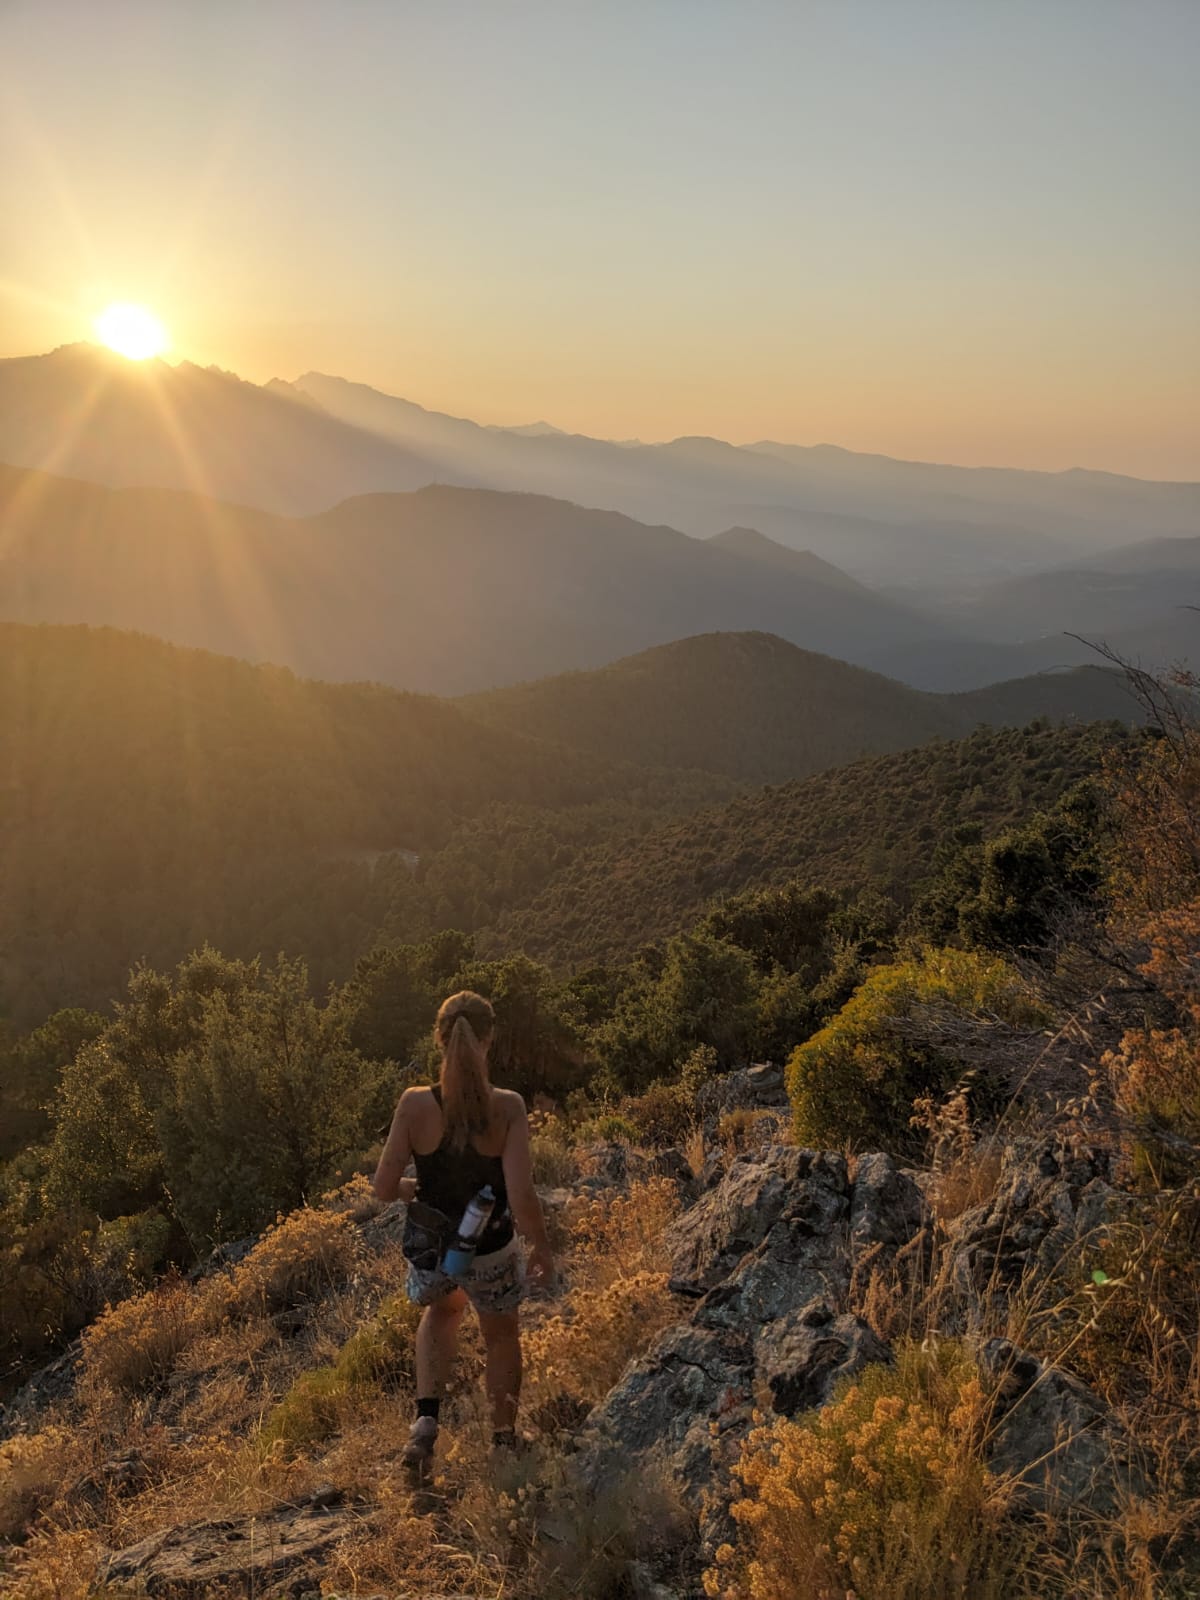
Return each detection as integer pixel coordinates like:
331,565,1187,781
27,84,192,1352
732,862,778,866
94,302,170,361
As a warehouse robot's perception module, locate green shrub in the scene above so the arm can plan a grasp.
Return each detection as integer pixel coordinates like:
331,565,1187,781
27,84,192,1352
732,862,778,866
623,1080,695,1147
577,1113,640,1145
530,1113,579,1187
786,948,1042,1153
334,1294,421,1388
260,1293,422,1453
260,1365,345,1451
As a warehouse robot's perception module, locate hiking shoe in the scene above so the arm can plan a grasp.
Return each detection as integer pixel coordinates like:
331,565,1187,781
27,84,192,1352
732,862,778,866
401,1415,439,1486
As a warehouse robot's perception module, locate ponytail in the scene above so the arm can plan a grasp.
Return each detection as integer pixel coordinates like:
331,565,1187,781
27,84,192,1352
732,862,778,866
435,991,495,1151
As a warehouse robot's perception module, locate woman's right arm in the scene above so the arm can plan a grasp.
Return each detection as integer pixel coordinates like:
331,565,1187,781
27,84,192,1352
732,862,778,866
372,1089,419,1204
501,1092,556,1290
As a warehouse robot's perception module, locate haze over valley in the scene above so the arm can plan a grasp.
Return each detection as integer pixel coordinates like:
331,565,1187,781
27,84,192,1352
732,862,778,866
2,343,1197,696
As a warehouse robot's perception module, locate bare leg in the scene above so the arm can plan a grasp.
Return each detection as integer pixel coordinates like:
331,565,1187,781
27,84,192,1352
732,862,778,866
415,1288,467,1402
477,1308,522,1432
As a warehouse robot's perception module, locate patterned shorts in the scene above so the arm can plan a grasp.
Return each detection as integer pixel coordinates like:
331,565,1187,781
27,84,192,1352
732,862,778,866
405,1235,524,1316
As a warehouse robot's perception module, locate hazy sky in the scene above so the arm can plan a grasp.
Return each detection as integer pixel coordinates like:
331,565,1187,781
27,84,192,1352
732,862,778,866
2,0,1197,477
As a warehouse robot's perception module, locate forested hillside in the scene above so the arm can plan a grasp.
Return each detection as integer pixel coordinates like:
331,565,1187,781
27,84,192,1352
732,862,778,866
0,624,723,1023
485,721,1130,966
461,632,1142,784
0,623,1138,1022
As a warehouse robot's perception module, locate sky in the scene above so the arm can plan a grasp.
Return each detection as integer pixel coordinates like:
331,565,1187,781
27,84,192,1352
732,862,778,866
1,0,1198,478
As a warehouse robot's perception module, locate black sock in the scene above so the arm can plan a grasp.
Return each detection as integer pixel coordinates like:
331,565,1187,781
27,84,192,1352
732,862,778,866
416,1398,441,1422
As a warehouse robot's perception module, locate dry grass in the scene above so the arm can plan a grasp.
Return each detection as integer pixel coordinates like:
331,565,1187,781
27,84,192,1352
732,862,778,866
78,1206,357,1394
0,1172,686,1600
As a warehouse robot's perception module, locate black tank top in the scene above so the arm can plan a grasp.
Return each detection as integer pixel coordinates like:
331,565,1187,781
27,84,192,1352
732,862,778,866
412,1085,514,1257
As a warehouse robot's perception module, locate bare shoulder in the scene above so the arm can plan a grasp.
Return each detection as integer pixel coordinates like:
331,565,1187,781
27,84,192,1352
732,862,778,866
399,1085,437,1118
492,1087,528,1124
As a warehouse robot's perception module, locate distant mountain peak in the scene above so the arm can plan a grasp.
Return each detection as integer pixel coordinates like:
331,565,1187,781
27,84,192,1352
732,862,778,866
708,525,868,593
486,420,567,437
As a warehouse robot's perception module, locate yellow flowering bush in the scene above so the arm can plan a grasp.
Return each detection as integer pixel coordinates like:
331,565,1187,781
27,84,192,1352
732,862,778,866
523,1269,677,1410
80,1276,213,1392
567,1177,679,1289
707,1341,1027,1600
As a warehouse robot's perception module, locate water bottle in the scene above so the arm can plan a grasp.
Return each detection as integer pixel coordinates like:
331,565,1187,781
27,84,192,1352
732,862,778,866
441,1185,497,1277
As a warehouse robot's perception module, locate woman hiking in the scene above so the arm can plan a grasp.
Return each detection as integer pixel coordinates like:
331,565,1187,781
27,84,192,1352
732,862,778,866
371,990,556,1483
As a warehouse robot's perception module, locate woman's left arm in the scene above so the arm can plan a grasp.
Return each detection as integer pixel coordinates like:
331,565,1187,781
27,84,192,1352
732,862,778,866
372,1089,419,1203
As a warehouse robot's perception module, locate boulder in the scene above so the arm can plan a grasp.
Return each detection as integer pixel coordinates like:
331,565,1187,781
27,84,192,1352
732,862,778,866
578,1141,642,1189
850,1152,927,1252
979,1338,1148,1515
666,1145,848,1297
692,1177,851,1331
756,1299,891,1416
576,1319,754,1521
357,1199,409,1253
99,1499,362,1595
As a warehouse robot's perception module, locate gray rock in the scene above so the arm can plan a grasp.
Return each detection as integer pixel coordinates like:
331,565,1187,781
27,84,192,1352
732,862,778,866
187,1235,257,1281
99,1499,362,1594
695,1063,788,1133
697,1150,725,1192
576,1320,753,1516
979,1338,1148,1514
358,1199,408,1253
666,1145,848,1296
578,1141,642,1188
0,1339,82,1441
627,1560,682,1600
649,1145,699,1202
756,1300,891,1416
579,1150,856,1557
850,1152,927,1251
692,1175,851,1331
948,1142,1131,1319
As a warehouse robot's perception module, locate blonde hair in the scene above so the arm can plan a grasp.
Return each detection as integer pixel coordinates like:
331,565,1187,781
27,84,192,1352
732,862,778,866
435,990,495,1151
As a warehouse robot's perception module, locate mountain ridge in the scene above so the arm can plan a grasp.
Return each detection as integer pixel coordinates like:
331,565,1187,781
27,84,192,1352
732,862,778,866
460,631,1144,785
5,346,1197,589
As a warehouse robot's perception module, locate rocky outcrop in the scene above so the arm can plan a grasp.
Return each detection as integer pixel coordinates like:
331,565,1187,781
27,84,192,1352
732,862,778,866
666,1145,848,1298
581,1146,864,1551
99,1494,363,1596
576,1140,1146,1557
850,1151,926,1251
0,1339,82,1441
756,1300,889,1417
695,1063,788,1133
946,1141,1130,1315
575,1141,698,1202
